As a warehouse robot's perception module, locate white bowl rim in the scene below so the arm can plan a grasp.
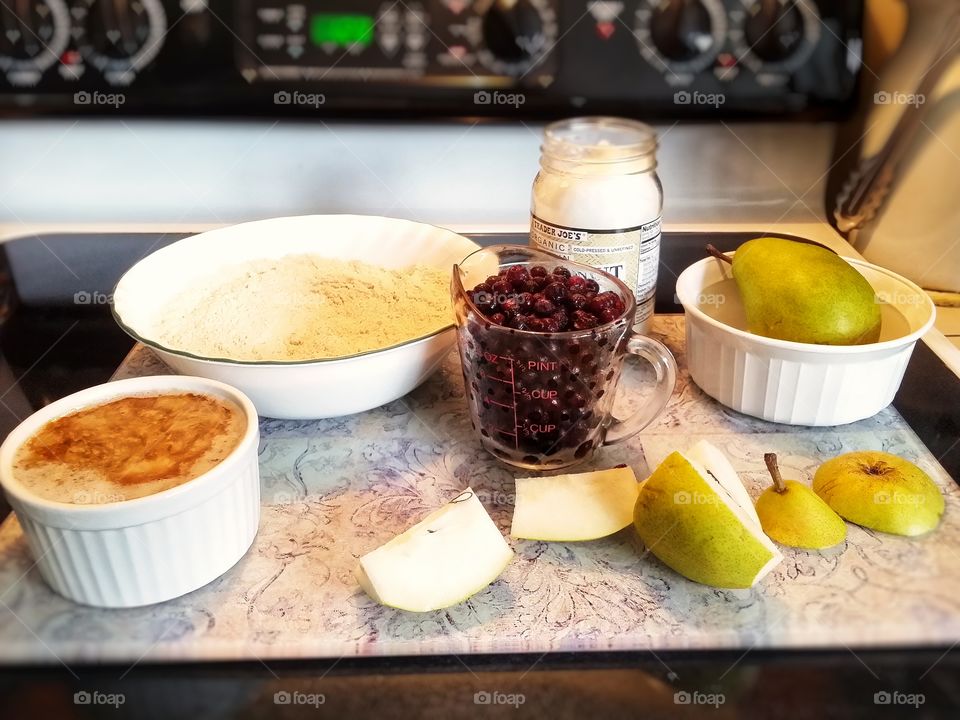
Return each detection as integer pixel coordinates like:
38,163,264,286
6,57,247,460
111,214,478,367
676,254,937,354
0,375,259,522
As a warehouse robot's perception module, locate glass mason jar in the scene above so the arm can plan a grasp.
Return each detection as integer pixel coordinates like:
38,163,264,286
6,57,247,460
531,117,663,334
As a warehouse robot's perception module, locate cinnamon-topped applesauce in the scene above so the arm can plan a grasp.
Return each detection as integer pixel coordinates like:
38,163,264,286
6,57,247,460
12,393,246,504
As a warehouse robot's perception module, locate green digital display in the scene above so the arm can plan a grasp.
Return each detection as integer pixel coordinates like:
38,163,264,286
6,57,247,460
309,14,375,48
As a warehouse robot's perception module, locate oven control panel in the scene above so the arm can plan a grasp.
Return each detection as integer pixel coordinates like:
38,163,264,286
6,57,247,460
0,0,863,116
235,0,559,83
234,0,559,82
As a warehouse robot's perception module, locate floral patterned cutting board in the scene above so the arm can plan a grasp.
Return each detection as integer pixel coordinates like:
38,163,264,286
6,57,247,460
0,316,957,663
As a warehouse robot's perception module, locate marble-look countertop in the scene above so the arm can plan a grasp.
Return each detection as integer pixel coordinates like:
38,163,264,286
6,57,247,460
0,316,958,664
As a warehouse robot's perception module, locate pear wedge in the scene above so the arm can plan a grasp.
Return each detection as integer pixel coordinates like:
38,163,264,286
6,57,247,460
356,489,513,612
813,451,944,536
755,453,846,550
511,466,640,541
633,445,782,589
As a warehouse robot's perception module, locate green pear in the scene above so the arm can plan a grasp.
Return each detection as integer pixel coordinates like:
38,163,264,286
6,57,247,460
633,446,782,589
755,453,846,550
813,451,945,536
708,237,881,345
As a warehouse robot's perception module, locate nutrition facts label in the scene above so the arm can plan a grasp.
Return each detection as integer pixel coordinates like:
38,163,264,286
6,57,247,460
530,215,662,327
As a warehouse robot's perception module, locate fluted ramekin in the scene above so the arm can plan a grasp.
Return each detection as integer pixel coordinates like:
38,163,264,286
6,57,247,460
676,255,936,426
0,375,261,607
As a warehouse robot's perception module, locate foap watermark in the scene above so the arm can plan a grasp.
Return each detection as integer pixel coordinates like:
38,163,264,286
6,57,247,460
874,90,925,107
474,90,525,109
269,490,307,505
674,491,721,506
874,690,925,708
874,490,927,506
474,690,525,708
74,91,125,108
673,90,725,108
74,490,126,505
274,690,325,708
674,690,725,708
74,690,125,708
274,90,326,109
74,290,113,305
474,489,516,507
674,291,726,308
875,289,928,307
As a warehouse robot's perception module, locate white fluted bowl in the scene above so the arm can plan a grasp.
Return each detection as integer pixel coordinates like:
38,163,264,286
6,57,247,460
676,254,936,426
0,376,261,608
112,215,480,419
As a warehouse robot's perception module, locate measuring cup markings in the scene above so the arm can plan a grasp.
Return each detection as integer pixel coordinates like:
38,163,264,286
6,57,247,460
478,352,519,447
481,350,579,448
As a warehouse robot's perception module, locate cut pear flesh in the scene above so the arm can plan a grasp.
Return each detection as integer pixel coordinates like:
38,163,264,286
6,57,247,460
686,440,762,528
356,488,514,612
511,466,640,541
634,449,783,589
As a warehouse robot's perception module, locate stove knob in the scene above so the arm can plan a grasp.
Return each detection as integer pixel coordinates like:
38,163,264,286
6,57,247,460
745,0,805,63
649,0,714,63
75,0,166,79
86,0,147,61
0,0,69,84
481,0,545,64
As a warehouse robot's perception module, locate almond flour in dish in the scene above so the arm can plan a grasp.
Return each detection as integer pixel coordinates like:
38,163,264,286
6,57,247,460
151,255,452,361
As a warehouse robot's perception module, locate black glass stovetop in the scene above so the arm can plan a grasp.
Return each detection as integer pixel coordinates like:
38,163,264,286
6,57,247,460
0,231,957,719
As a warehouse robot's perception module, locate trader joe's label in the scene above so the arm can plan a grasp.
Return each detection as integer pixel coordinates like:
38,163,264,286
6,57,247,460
531,215,662,324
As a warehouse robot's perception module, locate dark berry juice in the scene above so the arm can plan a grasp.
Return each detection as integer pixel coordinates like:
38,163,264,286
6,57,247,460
452,246,638,470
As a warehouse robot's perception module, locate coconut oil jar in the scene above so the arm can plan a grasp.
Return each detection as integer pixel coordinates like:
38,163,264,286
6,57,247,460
531,117,663,333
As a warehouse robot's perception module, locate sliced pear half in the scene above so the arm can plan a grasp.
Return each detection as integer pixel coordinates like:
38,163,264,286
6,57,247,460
356,488,514,612
634,447,783,589
510,466,640,541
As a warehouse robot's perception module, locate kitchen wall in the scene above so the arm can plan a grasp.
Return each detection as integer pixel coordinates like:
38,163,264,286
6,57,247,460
0,121,837,230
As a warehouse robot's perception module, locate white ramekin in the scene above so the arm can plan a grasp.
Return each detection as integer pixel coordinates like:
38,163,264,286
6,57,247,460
0,375,261,608
676,255,936,426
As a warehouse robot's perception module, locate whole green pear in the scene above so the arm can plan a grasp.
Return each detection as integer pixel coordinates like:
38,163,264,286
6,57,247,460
723,237,882,345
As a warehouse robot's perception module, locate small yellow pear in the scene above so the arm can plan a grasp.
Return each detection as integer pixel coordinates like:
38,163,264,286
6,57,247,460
755,454,847,550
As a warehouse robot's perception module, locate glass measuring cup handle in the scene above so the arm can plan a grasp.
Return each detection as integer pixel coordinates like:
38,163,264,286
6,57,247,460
603,334,677,446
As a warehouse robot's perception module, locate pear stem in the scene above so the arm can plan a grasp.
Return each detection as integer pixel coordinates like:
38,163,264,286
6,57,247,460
764,453,788,494
705,244,733,265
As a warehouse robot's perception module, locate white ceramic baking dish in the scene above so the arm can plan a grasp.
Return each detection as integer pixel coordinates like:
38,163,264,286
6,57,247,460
675,254,936,426
111,215,480,419
0,375,261,608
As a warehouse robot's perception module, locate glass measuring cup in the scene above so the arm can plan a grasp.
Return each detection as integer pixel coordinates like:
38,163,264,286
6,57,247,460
452,245,677,470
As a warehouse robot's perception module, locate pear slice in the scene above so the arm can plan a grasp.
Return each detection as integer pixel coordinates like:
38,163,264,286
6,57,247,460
633,446,783,589
510,466,640,541
813,451,944,536
755,453,847,550
356,489,514,612
686,439,761,527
